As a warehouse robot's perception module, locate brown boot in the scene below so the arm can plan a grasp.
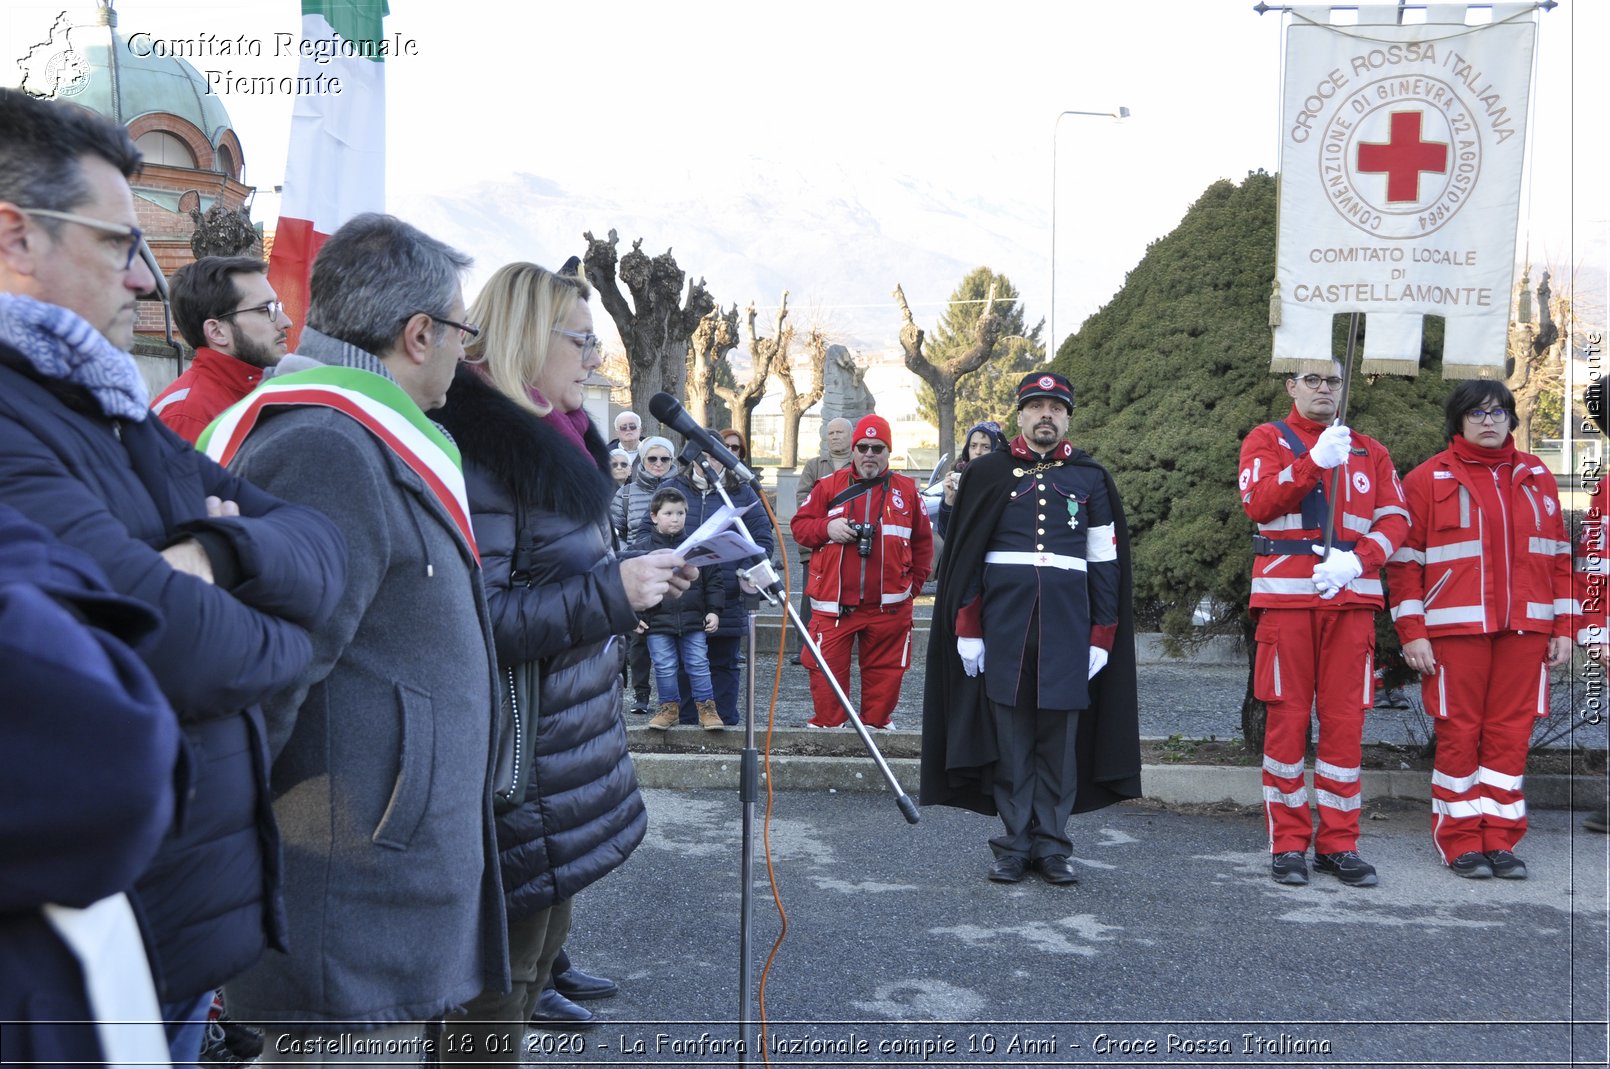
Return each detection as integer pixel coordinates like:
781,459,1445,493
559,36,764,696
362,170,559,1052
647,702,679,731
697,699,723,731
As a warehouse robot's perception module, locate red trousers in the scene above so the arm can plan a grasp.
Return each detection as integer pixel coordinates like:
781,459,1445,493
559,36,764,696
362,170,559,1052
1422,630,1547,861
1254,608,1374,855
803,602,913,728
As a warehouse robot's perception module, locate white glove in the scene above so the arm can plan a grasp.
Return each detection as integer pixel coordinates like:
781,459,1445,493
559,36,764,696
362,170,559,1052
957,637,985,677
1309,424,1353,469
1311,547,1364,599
1088,646,1108,679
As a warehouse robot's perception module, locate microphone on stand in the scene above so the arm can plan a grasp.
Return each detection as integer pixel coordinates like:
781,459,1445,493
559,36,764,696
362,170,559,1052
648,393,761,489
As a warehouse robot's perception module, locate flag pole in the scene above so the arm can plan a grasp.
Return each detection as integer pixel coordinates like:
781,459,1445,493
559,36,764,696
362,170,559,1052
1321,310,1361,556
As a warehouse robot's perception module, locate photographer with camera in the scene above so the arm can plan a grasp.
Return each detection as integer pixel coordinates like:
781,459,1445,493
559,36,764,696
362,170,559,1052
791,415,933,730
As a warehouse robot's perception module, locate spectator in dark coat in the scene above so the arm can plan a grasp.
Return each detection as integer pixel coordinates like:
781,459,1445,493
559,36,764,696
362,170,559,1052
634,487,726,730
0,504,179,1069
612,435,676,715
936,419,1008,539
0,88,346,1065
434,260,696,1049
211,215,508,1045
637,452,775,725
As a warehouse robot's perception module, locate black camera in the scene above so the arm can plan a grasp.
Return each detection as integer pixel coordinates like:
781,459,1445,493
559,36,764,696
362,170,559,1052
849,522,875,558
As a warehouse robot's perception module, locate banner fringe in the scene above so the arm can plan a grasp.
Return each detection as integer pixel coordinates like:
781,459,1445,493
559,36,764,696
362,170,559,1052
1360,357,1423,378
1269,356,1342,376
1441,361,1507,382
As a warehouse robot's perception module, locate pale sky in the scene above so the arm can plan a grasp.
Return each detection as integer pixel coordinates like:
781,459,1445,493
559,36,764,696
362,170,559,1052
3,0,1602,349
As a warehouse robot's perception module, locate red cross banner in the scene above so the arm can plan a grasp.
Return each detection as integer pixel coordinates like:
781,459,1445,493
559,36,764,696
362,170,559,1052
1271,4,1539,379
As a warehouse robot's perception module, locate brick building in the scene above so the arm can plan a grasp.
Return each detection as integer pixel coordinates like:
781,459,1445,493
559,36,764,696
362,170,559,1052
31,1,259,392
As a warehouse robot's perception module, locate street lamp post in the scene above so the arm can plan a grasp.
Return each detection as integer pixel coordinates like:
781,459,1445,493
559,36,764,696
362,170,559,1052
1050,106,1129,356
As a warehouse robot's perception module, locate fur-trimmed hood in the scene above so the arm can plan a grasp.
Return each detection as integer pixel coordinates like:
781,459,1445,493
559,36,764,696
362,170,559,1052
435,366,615,523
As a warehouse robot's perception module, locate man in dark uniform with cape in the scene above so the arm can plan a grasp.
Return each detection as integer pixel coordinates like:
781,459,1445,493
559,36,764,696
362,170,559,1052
921,371,1141,884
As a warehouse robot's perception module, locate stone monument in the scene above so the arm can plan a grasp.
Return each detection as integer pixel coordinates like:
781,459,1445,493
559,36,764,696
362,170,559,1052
818,344,875,451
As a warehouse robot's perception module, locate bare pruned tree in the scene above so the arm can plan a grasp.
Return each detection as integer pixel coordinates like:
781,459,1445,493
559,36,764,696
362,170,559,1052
1506,267,1569,449
718,292,789,449
893,281,1004,463
687,301,741,427
776,327,828,468
582,229,714,433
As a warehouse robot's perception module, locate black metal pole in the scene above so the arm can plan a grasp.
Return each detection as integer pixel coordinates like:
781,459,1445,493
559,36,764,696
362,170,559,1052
1321,310,1362,555
736,606,757,1065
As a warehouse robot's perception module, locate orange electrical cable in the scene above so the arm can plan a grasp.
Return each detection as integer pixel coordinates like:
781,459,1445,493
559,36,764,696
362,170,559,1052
753,490,789,1066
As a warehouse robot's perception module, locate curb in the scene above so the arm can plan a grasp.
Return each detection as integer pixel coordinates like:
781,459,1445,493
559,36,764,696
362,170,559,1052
627,750,1601,810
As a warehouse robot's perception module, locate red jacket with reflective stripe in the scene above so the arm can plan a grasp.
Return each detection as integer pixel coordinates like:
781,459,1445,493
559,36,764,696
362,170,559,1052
1239,408,1407,610
791,467,933,615
150,348,264,444
1387,438,1576,644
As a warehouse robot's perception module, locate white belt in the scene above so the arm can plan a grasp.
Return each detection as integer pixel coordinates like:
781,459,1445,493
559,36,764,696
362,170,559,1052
984,550,1086,572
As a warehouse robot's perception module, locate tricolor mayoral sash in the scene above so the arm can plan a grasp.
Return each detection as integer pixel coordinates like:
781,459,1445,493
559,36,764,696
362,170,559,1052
198,366,479,562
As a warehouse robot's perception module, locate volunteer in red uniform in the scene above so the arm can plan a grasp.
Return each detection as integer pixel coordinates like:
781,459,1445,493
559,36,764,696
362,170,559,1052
1389,381,1576,878
150,256,291,442
1239,361,1409,887
791,414,933,730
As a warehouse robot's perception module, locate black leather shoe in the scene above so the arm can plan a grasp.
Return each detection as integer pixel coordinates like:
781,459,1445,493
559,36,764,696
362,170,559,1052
1313,850,1378,887
987,855,1028,883
1036,855,1079,885
1271,851,1309,886
1485,849,1527,880
529,987,600,1030
552,965,618,1001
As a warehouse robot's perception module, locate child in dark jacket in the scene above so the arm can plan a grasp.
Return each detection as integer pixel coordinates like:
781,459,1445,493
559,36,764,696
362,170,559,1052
634,488,726,730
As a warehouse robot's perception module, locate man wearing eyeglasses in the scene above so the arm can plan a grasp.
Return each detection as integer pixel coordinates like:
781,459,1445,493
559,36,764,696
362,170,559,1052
791,414,933,730
194,213,510,1043
152,256,293,442
792,417,856,663
611,410,643,459
922,373,1140,886
0,89,346,1063
1238,360,1409,889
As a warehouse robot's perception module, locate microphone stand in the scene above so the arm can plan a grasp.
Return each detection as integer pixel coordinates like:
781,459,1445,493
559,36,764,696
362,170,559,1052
734,556,920,823
683,455,917,1066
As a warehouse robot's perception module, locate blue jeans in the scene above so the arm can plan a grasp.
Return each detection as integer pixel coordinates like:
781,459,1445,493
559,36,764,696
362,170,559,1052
679,634,743,725
162,991,213,1069
647,631,714,705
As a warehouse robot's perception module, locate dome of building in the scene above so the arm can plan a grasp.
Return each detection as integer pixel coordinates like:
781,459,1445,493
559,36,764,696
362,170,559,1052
50,1,243,178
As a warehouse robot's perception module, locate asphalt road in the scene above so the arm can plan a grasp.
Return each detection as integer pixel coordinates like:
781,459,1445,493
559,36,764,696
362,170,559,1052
722,632,1609,754
552,789,1609,1069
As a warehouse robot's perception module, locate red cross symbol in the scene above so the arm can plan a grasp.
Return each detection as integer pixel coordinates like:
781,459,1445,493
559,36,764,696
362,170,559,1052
1356,111,1448,203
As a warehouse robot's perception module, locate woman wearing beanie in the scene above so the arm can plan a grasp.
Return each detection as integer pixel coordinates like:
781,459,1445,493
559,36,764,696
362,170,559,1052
611,435,675,543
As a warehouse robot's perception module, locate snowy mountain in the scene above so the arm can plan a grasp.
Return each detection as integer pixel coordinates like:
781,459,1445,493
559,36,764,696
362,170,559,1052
391,154,1050,357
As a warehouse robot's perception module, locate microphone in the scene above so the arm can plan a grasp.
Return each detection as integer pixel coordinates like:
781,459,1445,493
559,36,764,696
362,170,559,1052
648,393,761,488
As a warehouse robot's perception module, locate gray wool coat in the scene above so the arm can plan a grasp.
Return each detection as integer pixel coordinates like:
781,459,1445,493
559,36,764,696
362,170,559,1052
220,366,508,1025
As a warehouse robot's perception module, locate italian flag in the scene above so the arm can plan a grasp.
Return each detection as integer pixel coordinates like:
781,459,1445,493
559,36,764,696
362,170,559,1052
267,0,388,352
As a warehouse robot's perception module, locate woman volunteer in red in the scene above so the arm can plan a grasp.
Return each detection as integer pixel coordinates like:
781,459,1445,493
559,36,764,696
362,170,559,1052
1387,381,1576,880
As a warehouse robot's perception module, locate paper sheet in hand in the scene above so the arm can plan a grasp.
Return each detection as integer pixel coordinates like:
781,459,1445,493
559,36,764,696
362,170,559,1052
675,502,763,567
